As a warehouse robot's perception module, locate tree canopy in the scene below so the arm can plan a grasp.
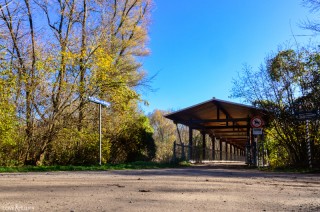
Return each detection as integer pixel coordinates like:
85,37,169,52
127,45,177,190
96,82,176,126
0,0,155,166
231,47,320,167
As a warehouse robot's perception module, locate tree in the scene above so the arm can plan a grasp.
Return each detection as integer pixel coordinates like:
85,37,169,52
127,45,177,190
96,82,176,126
301,0,320,34
0,0,153,165
149,110,176,143
231,48,320,167
149,110,176,162
0,59,18,166
0,0,40,164
106,104,155,163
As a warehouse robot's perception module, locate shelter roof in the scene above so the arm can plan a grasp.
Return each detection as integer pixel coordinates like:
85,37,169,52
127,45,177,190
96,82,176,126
165,98,266,147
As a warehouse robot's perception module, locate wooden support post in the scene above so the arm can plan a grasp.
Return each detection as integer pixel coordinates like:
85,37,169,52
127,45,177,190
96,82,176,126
173,141,176,162
225,141,228,160
202,132,206,160
219,139,222,160
175,123,185,160
188,127,193,161
231,144,233,160
236,147,238,160
211,136,215,160
246,122,251,164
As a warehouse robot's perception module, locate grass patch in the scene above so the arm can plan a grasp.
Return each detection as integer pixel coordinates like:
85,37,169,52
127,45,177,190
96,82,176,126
259,166,320,174
0,161,190,173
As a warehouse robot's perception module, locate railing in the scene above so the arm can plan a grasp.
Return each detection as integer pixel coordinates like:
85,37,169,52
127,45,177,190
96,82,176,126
172,142,187,161
173,141,245,162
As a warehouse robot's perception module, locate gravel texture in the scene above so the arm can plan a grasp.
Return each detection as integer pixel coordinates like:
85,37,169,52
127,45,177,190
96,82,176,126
0,163,319,212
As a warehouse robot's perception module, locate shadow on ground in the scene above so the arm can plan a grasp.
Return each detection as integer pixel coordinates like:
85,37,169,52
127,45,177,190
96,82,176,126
108,162,320,180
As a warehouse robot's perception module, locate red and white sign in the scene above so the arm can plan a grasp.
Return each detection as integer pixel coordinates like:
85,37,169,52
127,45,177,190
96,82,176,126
250,116,264,128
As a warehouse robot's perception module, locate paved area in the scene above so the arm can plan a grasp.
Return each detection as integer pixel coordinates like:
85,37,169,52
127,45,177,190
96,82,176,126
0,163,319,211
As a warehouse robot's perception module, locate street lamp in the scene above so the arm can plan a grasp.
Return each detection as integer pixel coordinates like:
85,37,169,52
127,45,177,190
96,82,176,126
88,96,110,165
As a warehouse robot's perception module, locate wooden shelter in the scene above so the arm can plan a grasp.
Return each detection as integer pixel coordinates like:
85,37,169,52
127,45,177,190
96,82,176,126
165,98,267,163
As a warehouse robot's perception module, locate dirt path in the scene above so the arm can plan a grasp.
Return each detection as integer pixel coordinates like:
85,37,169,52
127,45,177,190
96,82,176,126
0,164,319,211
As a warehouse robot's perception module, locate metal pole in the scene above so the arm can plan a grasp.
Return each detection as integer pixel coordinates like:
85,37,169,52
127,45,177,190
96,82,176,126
99,104,102,166
306,120,312,169
253,136,257,166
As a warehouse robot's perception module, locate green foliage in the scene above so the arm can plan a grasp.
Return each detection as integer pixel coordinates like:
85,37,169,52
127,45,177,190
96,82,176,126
268,50,303,82
0,72,16,143
109,113,156,163
149,110,175,162
46,128,99,165
232,47,320,168
0,161,189,173
264,129,289,167
0,0,154,166
0,69,19,166
32,106,156,165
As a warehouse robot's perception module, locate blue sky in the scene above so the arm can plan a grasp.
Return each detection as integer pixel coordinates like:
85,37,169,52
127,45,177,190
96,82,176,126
141,0,316,114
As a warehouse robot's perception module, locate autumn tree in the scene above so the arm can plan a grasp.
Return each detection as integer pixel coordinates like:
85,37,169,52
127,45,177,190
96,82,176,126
0,0,153,165
0,0,40,164
148,109,194,162
230,0,320,167
0,51,18,165
149,110,176,162
231,48,320,167
106,104,155,163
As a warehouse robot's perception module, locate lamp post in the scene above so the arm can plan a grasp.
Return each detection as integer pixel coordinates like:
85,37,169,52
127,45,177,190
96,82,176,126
88,96,110,165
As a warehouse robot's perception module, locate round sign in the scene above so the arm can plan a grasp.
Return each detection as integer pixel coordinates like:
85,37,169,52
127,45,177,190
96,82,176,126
250,116,263,128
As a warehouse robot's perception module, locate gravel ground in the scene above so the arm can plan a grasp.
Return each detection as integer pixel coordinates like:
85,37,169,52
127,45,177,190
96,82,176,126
0,163,319,212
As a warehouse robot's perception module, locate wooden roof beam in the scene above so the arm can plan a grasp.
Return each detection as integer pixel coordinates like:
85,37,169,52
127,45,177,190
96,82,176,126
194,125,248,130
190,118,248,123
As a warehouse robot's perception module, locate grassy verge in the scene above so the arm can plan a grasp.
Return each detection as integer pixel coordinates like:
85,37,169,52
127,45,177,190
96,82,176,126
0,161,190,173
259,166,320,174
